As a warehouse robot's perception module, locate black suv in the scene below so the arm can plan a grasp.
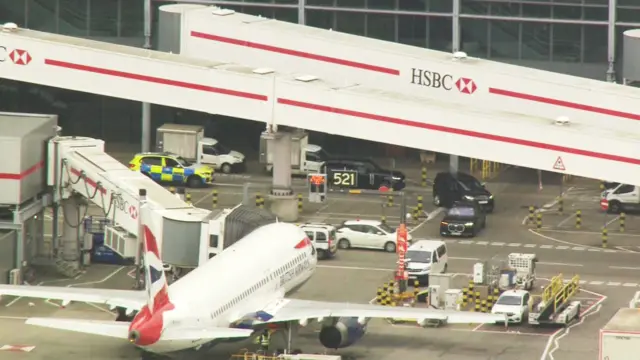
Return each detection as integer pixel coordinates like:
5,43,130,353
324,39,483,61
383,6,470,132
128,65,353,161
440,200,486,237
433,172,494,212
323,159,406,191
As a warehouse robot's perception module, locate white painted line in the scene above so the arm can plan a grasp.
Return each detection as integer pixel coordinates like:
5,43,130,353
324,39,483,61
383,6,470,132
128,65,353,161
578,280,587,285
587,248,601,252
623,283,638,287
605,215,620,227
528,229,616,253
556,213,576,228
540,229,640,238
540,245,553,249
490,242,505,246
458,240,473,245
507,243,522,247
589,281,604,285
537,262,582,267
606,282,621,286
449,256,480,261
571,247,585,251
475,241,489,246
556,246,569,250
610,266,640,271
524,244,537,248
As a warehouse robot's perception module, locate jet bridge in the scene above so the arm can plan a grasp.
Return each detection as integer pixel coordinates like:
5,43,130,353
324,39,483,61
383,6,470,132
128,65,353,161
0,24,639,185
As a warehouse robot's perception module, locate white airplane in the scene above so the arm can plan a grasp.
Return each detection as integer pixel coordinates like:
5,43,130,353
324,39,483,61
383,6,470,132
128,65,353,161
0,208,505,358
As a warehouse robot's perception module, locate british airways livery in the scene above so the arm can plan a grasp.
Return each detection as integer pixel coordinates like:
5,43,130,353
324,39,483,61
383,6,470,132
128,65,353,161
0,206,505,358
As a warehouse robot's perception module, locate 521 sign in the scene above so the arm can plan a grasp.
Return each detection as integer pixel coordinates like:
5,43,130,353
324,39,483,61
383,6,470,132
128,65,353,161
410,68,453,90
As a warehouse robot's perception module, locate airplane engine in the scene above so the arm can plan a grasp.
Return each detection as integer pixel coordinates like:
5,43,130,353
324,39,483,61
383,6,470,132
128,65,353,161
319,317,368,349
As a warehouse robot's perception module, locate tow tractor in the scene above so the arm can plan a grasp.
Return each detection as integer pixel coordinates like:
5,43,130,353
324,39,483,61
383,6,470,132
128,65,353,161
528,274,581,326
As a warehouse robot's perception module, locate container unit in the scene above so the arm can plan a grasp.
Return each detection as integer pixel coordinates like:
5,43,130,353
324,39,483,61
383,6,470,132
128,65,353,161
156,123,204,160
600,308,640,359
0,112,57,206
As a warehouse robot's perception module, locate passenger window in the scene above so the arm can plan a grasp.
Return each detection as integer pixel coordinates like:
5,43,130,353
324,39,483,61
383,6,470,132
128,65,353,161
165,158,180,168
437,245,446,257
209,235,219,248
523,293,530,305
616,184,635,194
305,231,315,241
347,225,364,232
316,232,327,242
432,252,438,263
141,157,162,166
306,152,320,162
203,145,218,156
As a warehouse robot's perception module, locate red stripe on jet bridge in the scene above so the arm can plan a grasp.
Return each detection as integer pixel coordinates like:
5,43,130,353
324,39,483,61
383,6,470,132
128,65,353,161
70,168,107,194
44,59,269,101
190,31,400,76
278,98,640,166
489,88,640,121
0,161,44,180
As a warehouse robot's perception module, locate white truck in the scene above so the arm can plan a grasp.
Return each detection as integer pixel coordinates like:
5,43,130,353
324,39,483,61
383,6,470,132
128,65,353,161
600,308,640,359
156,123,246,173
601,183,639,214
259,130,327,176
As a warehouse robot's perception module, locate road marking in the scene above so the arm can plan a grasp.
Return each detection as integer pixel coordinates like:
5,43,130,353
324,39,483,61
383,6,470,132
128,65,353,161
528,228,615,252
475,241,488,245
623,283,638,287
539,229,640,238
555,246,569,250
605,215,621,227
446,239,617,252
507,243,522,247
556,213,576,228
524,244,537,248
537,262,582,267
540,245,553,249
490,242,505,246
589,281,604,285
606,282,621,286
610,266,640,270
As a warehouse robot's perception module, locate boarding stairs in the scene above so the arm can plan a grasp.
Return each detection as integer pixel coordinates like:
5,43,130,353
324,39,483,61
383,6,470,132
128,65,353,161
528,274,580,325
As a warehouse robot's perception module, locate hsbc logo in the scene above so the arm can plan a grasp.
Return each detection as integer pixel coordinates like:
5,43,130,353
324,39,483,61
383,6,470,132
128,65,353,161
0,46,32,65
410,68,477,95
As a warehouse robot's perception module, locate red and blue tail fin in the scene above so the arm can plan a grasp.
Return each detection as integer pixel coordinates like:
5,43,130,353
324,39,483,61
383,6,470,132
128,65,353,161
142,225,171,313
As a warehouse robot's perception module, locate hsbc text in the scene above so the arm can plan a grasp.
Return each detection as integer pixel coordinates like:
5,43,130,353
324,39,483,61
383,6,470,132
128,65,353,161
410,68,453,90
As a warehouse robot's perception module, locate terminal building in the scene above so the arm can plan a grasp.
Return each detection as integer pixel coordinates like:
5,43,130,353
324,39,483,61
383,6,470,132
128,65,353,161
0,0,639,156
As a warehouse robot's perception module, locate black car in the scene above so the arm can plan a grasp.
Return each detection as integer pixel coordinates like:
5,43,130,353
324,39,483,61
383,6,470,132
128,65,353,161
440,201,486,237
323,158,406,191
433,172,494,212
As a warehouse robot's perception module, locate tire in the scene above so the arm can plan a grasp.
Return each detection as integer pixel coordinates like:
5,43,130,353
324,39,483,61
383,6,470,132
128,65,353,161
433,195,441,206
221,163,232,174
317,249,327,260
482,218,487,229
187,175,203,188
608,201,621,214
338,239,351,249
384,241,396,253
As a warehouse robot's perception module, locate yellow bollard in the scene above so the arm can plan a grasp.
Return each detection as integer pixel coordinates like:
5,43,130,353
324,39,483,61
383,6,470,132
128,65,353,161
297,193,303,213
421,167,427,187
212,189,218,208
600,181,605,191
169,186,176,194
602,227,608,248
387,195,393,208
256,193,264,209
186,193,192,205
380,215,386,225
481,300,487,313
417,195,423,215
528,206,535,226
376,288,383,304
536,212,542,231
620,213,626,233
575,210,581,229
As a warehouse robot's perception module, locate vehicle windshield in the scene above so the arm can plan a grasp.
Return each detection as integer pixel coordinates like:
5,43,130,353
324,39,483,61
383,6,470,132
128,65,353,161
378,223,395,233
406,250,431,263
458,176,484,191
175,156,191,167
496,295,522,306
316,148,331,161
447,207,475,217
212,142,231,155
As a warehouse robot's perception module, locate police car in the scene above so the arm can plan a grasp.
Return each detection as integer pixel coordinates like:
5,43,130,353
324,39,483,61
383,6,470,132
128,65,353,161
129,152,214,188
298,223,338,260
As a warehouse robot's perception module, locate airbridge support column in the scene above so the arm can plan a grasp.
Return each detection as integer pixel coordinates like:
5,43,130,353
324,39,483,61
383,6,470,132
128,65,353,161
59,195,86,272
265,131,299,221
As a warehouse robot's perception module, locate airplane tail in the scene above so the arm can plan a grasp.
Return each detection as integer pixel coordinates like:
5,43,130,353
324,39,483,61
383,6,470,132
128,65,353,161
142,222,171,313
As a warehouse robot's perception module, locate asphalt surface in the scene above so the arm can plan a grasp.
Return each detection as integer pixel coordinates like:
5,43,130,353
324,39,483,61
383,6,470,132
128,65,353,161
6,160,640,360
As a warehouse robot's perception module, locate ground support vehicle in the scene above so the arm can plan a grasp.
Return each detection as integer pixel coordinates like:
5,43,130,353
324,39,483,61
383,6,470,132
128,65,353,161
528,274,580,326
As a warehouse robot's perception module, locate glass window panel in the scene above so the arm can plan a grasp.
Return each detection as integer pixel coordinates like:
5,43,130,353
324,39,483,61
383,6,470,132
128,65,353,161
336,12,365,36
398,15,427,48
336,0,365,7
25,0,58,32
367,0,396,10
0,0,26,27
584,0,607,4
274,0,298,4
489,20,519,59
307,9,334,29
274,8,298,23
583,24,607,63
618,0,640,6
552,23,581,62
428,0,453,13
366,13,395,42
489,2,520,17
308,0,334,5
522,3,551,19
120,0,143,37
58,0,88,36
398,0,427,12
89,0,118,37
461,0,487,15
428,16,452,52
521,22,550,61
552,5,582,20
617,7,640,23
460,18,488,58
583,6,608,21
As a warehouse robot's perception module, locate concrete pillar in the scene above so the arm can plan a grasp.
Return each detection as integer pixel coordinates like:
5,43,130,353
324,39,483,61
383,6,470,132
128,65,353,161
61,195,86,264
449,155,459,173
606,0,617,82
15,227,24,272
268,132,298,221
452,0,461,53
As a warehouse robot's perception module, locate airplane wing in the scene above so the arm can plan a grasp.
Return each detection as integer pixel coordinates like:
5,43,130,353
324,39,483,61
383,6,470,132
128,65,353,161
0,285,146,310
259,298,506,324
26,317,254,341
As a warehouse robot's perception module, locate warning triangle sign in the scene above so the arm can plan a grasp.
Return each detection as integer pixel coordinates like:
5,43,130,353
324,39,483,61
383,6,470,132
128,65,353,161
553,156,566,171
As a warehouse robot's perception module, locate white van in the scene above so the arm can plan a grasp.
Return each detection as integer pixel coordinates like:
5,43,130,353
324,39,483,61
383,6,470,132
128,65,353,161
298,223,338,260
405,240,448,285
